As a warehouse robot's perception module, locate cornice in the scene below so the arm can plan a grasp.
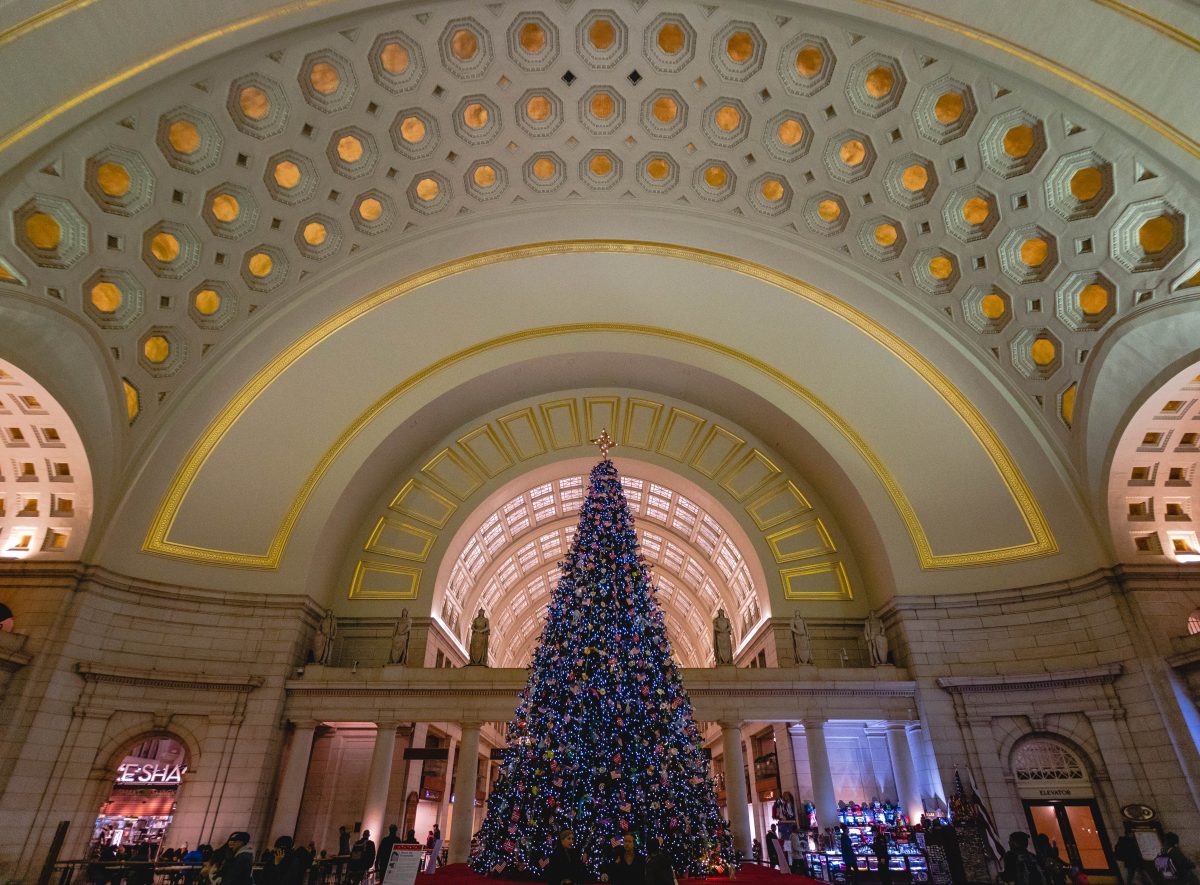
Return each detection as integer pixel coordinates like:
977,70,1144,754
937,663,1122,694
76,661,264,692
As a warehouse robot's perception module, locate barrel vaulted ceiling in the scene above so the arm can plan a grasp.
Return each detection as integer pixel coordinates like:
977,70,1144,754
0,0,1195,444
0,0,1197,592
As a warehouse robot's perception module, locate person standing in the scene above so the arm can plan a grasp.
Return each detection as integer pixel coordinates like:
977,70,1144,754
999,832,1046,885
376,826,400,882
872,829,893,885
789,828,806,875
545,829,588,885
401,830,418,846
218,833,255,885
338,827,351,857
839,827,859,885
348,831,375,885
1114,833,1143,885
645,842,674,885
602,834,644,885
1162,833,1200,885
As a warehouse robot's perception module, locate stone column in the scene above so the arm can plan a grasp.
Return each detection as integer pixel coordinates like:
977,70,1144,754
885,724,923,821
448,723,481,863
362,722,398,842
436,735,458,834
270,722,318,842
720,721,753,856
773,723,801,818
402,722,429,825
804,719,839,829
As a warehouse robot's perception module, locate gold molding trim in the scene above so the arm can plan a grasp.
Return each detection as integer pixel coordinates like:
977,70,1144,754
853,0,1199,158
1088,0,1200,53
780,561,854,602
0,0,100,49
1,0,1193,160
142,239,1056,570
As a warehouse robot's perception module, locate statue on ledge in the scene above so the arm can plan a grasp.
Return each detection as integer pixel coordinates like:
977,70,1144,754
312,608,336,665
469,608,490,666
389,608,412,665
865,610,889,666
791,611,813,666
713,608,733,666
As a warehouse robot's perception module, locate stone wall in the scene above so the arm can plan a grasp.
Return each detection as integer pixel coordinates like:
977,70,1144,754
0,563,318,884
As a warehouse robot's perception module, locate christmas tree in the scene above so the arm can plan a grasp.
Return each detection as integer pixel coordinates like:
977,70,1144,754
470,434,731,877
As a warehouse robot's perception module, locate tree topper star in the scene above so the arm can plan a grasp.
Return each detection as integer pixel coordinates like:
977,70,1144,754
590,428,617,459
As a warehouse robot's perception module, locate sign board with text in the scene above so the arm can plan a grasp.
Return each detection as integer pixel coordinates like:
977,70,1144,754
381,845,422,885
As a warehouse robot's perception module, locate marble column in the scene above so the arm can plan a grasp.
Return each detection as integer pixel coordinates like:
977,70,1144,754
885,723,923,821
447,723,481,863
772,724,801,820
436,735,458,834
720,721,753,856
362,722,399,841
269,721,318,843
402,722,429,825
804,719,839,829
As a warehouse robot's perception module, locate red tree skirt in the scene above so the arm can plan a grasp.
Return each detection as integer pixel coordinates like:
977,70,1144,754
419,863,825,885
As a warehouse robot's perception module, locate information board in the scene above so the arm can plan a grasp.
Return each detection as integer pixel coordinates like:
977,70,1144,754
381,845,423,885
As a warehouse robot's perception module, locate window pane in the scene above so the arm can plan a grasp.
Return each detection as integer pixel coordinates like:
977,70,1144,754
1028,804,1069,862
1064,805,1109,871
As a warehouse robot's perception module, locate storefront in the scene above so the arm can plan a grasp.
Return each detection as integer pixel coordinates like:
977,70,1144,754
1013,738,1116,877
91,737,188,857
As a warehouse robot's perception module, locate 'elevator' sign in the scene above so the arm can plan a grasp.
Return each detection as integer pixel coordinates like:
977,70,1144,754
115,763,187,785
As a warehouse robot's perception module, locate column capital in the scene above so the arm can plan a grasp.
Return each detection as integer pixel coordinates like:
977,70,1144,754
458,721,483,731
374,720,404,732
802,717,827,732
717,719,744,731
288,719,321,730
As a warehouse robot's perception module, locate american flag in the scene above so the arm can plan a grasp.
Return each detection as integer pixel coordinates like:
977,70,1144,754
958,767,1005,862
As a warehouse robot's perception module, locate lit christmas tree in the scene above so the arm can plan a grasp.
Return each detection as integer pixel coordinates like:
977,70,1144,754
470,433,731,877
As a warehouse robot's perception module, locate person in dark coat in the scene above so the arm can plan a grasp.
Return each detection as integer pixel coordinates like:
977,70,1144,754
1114,834,1142,885
873,830,893,885
839,827,859,884
401,830,419,846
218,832,255,885
545,829,589,885
601,835,644,885
260,836,306,885
644,842,674,885
377,826,401,881
348,831,376,885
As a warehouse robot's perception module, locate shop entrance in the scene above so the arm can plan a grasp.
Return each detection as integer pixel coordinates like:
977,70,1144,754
92,737,188,859
1012,738,1115,876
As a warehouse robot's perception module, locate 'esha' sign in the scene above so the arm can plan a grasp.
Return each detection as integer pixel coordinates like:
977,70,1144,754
115,763,187,785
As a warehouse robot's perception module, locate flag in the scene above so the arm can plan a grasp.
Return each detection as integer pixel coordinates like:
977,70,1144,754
966,768,1005,862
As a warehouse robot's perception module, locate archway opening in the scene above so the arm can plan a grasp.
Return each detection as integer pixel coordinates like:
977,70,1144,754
435,458,773,668
1010,737,1115,876
0,358,94,560
1105,359,1200,563
92,736,189,860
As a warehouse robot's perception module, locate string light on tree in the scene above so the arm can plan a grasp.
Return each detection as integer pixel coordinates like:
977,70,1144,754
470,439,731,877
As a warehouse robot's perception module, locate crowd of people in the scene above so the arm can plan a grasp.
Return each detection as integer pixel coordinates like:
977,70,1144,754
87,822,443,885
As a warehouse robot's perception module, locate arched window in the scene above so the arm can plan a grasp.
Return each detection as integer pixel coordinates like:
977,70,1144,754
1012,738,1087,783
1188,609,1200,636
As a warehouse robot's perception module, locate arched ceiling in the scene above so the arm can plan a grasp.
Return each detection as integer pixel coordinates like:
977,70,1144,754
0,358,93,560
440,469,764,669
1106,360,1200,563
0,0,1195,456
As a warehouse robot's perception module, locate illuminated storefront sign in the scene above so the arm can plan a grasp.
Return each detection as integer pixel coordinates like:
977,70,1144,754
115,763,187,785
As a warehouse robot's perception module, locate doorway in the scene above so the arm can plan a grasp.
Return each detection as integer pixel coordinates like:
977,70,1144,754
92,737,188,859
1023,800,1114,874
1011,737,1115,876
